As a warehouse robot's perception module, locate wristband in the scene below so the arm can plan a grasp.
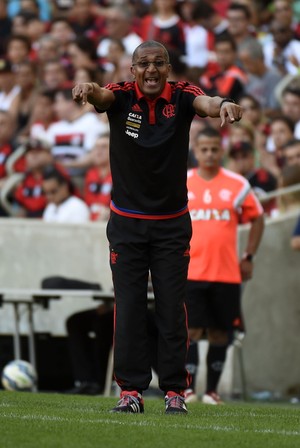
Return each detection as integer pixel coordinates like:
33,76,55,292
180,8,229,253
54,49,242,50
220,98,235,108
242,252,254,262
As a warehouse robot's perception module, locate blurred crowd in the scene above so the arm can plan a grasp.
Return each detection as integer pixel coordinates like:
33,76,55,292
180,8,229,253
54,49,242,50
1,0,300,221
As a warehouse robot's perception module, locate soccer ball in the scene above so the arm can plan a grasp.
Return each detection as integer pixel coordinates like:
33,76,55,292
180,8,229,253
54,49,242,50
1,360,37,391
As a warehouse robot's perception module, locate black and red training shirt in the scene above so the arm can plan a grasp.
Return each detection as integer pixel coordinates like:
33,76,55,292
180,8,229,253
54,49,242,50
96,81,205,219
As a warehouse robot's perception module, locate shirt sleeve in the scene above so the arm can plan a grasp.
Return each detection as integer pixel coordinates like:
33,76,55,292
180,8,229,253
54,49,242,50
240,189,264,222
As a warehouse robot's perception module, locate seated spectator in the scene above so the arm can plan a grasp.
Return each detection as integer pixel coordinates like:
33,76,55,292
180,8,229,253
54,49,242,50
262,19,300,75
139,0,186,55
290,215,300,251
97,5,142,60
266,115,295,178
238,94,266,128
228,141,278,215
44,86,108,177
190,0,229,51
271,0,300,40
11,138,55,217
178,0,210,72
282,138,300,167
200,33,247,102
41,59,69,90
280,82,300,139
0,58,21,122
226,2,257,51
226,120,255,150
238,94,271,154
67,35,104,84
42,165,90,223
188,117,206,168
24,12,48,59
277,164,300,212
27,88,57,143
67,0,105,43
83,133,112,221
5,33,33,68
13,60,39,142
48,17,76,67
0,110,16,216
35,34,61,73
238,38,282,115
101,38,127,85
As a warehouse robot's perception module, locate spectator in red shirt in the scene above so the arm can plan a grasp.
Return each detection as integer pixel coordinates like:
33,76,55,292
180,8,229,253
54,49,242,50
228,141,278,216
12,138,61,217
84,132,112,221
140,0,186,54
0,110,16,216
200,33,247,102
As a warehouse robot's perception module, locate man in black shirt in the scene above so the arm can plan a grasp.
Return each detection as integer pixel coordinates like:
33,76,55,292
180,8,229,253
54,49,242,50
72,40,243,414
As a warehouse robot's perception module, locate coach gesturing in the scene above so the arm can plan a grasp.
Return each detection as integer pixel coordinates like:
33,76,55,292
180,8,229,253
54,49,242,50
72,40,243,414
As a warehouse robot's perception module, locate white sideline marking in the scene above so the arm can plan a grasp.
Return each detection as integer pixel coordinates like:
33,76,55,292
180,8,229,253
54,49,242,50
1,413,300,437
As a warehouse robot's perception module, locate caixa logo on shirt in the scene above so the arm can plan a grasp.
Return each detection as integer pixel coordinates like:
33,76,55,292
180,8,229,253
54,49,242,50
189,209,231,221
125,112,142,139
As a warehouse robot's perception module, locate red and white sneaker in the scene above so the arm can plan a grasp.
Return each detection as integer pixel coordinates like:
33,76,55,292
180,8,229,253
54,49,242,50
111,390,144,413
184,388,198,403
165,391,188,414
202,391,224,405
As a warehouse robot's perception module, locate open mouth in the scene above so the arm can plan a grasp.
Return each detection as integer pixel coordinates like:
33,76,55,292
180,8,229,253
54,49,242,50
145,77,159,86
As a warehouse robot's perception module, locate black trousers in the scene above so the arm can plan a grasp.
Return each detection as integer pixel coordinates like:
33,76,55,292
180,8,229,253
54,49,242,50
106,211,192,393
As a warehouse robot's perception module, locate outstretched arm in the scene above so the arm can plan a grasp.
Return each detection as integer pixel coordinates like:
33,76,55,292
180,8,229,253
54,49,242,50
72,82,115,110
193,95,243,127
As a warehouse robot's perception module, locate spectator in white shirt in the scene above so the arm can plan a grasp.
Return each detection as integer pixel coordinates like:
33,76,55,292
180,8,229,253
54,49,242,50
42,165,90,223
45,86,108,176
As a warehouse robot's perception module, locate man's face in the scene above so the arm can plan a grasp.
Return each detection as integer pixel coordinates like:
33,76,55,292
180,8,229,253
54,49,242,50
42,178,68,205
270,120,294,149
131,46,171,100
284,144,300,166
230,152,254,175
215,42,236,70
91,137,110,166
53,92,72,120
227,10,249,37
193,135,223,170
282,92,300,123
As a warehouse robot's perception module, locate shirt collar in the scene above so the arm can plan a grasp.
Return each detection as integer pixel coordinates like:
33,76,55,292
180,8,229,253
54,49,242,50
134,81,172,102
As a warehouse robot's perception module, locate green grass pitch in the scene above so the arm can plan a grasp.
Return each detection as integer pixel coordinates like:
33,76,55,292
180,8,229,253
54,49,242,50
1,391,300,448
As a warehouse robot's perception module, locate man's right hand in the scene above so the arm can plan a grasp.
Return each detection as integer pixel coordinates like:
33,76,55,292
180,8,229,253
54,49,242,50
72,82,94,106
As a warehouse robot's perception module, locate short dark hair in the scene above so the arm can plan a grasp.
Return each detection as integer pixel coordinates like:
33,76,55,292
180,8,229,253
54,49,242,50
215,33,237,51
6,34,31,52
42,165,74,194
282,84,300,99
228,2,252,20
132,41,170,64
196,126,221,140
192,2,215,21
271,115,295,133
